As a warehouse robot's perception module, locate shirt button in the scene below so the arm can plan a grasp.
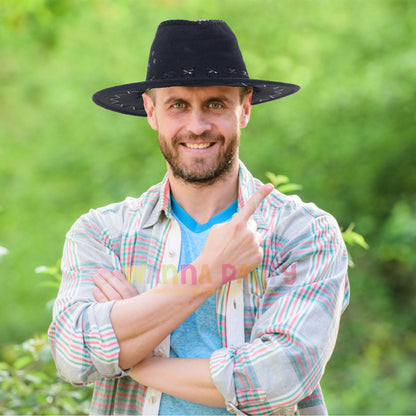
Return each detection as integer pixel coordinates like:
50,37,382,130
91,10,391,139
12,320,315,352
151,395,157,404
168,250,175,257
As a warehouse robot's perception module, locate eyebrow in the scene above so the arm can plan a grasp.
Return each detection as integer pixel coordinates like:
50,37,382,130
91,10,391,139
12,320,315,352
205,95,232,105
163,97,187,106
162,95,232,107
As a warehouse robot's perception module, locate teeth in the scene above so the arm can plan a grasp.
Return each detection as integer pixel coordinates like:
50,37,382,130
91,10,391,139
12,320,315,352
184,143,212,149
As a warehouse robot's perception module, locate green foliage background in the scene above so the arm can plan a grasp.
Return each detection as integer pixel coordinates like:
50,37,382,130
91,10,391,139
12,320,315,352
0,0,415,413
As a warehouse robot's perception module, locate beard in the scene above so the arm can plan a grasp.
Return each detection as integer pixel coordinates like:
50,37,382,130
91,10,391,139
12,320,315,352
158,132,239,185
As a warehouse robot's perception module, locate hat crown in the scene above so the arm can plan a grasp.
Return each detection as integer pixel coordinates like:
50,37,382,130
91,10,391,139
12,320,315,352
146,20,249,82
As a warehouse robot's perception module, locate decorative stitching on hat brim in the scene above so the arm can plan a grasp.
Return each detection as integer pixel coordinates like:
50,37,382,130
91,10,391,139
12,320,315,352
92,78,300,117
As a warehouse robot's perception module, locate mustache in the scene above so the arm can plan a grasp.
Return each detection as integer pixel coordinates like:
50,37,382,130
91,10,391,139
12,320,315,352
173,133,225,145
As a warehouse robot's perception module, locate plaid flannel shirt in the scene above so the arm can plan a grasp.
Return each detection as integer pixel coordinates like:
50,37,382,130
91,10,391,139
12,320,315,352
49,161,349,415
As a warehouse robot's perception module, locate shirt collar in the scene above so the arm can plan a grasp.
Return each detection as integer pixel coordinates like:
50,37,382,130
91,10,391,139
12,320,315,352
143,173,172,228
143,160,269,230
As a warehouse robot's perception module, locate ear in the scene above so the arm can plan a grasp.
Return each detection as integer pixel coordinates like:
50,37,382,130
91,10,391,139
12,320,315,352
142,92,158,130
239,90,252,129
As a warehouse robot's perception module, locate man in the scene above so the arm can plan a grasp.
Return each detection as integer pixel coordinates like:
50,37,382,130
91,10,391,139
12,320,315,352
49,20,349,415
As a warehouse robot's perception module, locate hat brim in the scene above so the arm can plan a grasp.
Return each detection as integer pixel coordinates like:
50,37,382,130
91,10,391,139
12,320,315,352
92,78,300,117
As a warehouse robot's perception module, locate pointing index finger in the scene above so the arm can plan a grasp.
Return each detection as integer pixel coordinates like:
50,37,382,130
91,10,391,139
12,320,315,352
236,183,274,222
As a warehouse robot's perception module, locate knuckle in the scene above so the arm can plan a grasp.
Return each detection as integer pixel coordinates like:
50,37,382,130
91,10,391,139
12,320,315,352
232,220,245,232
99,269,111,278
129,287,138,295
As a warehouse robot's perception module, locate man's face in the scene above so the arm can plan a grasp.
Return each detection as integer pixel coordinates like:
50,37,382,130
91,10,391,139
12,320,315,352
142,85,252,185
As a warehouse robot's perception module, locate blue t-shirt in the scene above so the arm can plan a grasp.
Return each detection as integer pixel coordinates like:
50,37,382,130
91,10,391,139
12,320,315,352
158,196,237,415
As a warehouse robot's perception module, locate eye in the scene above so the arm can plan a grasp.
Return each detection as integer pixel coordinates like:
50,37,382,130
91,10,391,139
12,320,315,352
209,102,223,110
172,102,185,109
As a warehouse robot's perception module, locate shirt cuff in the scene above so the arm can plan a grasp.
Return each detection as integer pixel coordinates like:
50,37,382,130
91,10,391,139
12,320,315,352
210,347,240,413
83,300,125,379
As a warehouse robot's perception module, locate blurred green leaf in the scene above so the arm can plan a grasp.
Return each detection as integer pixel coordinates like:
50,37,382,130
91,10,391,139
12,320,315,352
276,183,303,194
13,355,33,370
342,223,369,250
265,172,303,194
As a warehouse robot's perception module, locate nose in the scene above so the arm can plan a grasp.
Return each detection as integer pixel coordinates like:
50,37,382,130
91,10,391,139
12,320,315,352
186,109,211,136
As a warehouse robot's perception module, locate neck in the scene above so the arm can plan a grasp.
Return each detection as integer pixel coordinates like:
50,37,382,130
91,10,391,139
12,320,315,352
168,163,239,224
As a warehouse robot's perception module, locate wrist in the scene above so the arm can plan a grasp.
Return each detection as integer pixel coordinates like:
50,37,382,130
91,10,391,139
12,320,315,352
191,258,223,292
152,261,218,301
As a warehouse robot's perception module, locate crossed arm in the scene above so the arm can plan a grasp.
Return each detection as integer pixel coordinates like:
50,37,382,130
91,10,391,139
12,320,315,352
91,184,274,407
93,268,226,407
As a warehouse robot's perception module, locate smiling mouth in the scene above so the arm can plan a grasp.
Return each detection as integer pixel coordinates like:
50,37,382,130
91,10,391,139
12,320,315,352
182,142,215,149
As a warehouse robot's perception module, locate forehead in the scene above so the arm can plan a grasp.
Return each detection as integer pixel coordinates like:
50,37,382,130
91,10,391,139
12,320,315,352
153,85,241,102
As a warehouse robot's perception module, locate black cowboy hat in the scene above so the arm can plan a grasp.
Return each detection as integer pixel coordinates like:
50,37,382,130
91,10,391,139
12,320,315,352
92,20,300,117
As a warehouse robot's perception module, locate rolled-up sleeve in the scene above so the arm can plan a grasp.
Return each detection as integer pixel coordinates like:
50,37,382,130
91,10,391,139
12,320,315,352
48,210,127,386
210,211,349,414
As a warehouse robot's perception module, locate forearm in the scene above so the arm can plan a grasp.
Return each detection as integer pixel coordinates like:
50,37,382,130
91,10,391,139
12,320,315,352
130,356,226,408
110,261,218,369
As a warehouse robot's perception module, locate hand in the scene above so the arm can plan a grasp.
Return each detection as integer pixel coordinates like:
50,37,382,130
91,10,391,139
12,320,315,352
196,183,274,287
93,269,138,302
